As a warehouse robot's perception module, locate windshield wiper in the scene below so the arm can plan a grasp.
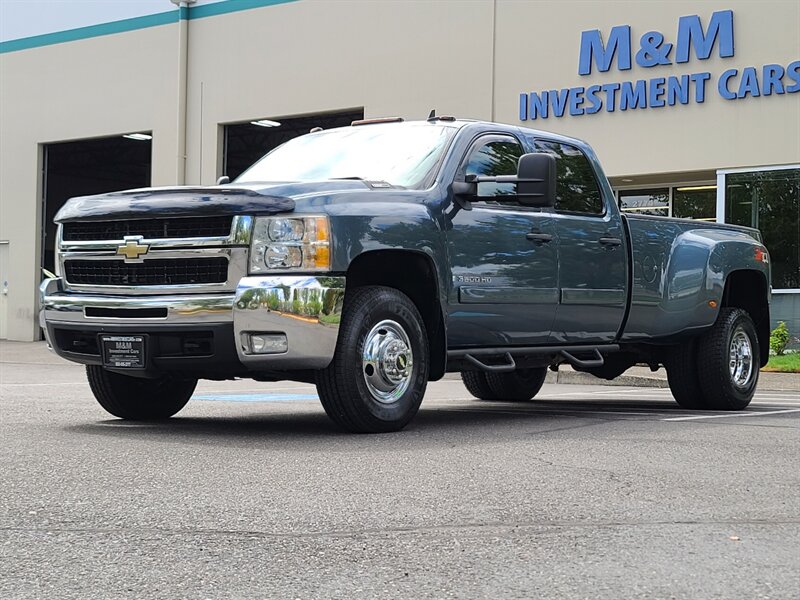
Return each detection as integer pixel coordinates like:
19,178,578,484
329,176,401,189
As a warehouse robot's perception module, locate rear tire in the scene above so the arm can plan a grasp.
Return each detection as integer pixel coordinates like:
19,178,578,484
316,286,428,433
86,366,196,420
665,340,706,409
461,371,500,400
485,367,548,401
697,308,759,410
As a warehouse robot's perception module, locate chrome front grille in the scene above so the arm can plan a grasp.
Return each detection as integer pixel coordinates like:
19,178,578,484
56,215,252,295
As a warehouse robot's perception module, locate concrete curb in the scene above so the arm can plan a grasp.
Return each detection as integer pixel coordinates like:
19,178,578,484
543,369,669,388
441,370,668,388
446,366,798,391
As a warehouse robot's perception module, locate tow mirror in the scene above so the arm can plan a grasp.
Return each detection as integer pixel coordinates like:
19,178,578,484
516,153,556,208
450,178,477,212
452,179,477,197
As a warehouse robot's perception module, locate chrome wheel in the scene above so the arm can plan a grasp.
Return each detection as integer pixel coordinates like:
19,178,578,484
362,319,414,404
729,327,754,388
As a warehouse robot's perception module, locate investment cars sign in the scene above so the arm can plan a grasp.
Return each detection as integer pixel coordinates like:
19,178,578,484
519,10,800,121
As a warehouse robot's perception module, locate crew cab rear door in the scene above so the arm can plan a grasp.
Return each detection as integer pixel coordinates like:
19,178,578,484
532,140,628,344
446,134,558,347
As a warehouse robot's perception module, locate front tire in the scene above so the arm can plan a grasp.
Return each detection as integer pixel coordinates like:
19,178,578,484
86,366,196,420
316,286,429,433
697,308,759,410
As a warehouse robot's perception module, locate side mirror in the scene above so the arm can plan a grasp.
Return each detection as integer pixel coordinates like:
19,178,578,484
452,179,477,197
516,153,556,208
217,175,230,185
450,178,477,212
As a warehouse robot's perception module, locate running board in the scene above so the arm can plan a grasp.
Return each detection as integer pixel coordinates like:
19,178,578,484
448,344,620,372
463,352,516,373
559,348,604,369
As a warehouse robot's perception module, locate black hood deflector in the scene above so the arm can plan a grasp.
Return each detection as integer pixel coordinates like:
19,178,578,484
54,187,295,223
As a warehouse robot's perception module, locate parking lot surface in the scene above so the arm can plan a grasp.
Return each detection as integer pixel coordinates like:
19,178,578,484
1,341,799,599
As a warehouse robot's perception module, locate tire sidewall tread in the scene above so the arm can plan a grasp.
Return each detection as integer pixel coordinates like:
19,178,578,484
461,371,499,401
316,286,429,433
485,367,548,402
697,307,759,410
665,339,707,409
86,366,196,420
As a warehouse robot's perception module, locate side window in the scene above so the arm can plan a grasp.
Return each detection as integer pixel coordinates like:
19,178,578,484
464,138,524,200
534,140,604,215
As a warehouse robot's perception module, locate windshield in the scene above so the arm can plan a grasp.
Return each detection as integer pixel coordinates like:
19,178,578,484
235,122,455,189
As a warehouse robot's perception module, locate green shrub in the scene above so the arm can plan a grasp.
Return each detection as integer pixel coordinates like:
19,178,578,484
769,321,790,356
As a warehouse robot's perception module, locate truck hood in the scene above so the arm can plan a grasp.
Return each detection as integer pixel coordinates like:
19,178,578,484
54,180,385,223
54,186,296,223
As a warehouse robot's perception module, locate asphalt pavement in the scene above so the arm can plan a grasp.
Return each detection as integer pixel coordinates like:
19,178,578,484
1,341,799,599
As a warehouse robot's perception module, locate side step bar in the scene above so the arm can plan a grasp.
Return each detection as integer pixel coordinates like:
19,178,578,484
448,344,620,373
464,352,516,373
559,348,605,369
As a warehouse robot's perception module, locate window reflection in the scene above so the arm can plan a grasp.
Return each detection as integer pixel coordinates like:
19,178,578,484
673,186,716,221
466,140,523,198
617,185,717,220
726,168,800,290
236,123,454,189
534,141,603,214
619,188,669,216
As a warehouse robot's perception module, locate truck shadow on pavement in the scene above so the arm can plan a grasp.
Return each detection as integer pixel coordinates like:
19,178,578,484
62,398,691,449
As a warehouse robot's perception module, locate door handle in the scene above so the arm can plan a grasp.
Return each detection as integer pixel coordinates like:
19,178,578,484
599,237,622,247
526,232,553,244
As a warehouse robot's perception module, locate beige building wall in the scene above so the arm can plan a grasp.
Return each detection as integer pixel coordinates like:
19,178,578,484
1,0,798,340
183,0,495,185
494,0,800,177
0,24,181,340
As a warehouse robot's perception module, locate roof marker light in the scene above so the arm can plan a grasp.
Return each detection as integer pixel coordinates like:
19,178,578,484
351,117,404,126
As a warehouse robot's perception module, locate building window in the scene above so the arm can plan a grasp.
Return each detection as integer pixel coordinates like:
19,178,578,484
673,185,716,221
619,188,669,216
617,185,716,220
724,168,800,290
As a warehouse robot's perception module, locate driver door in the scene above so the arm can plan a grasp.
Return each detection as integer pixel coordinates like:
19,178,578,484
446,135,559,348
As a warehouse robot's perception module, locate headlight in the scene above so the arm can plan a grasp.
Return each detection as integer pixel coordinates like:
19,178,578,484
249,216,331,273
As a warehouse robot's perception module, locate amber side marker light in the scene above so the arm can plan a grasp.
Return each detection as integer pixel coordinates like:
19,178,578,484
708,300,718,308
311,217,331,270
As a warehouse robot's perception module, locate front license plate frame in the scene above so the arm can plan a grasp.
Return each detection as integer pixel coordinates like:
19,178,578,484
100,335,147,368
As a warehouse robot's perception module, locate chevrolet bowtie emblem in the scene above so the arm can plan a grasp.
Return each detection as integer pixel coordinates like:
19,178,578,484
117,237,149,260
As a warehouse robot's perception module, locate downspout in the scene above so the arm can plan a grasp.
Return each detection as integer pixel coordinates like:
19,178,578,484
172,0,195,184
490,0,497,121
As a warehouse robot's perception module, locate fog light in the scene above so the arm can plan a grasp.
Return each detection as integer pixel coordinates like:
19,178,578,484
243,333,288,354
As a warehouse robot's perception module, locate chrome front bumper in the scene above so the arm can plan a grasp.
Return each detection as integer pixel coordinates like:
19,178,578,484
40,275,346,371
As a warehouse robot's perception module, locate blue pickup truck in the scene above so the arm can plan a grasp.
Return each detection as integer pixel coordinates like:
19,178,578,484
40,117,771,432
